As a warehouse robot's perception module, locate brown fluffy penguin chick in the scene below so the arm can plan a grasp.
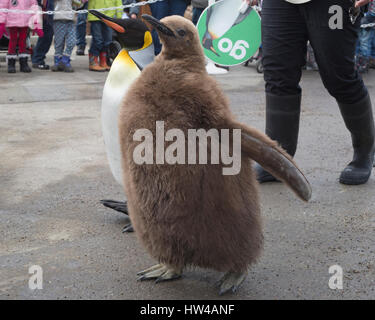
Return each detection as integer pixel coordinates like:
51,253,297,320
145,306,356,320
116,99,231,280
118,15,312,295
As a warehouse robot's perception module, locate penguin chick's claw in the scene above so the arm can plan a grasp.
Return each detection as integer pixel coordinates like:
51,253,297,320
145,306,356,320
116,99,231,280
217,272,247,296
122,223,134,233
137,264,182,283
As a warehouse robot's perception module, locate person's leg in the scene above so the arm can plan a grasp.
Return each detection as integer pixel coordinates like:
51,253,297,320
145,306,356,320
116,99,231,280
255,0,307,182
368,29,375,68
357,29,372,73
89,21,105,71
306,0,374,185
18,27,31,72
32,15,54,68
61,21,76,72
150,1,169,55
169,0,188,16
51,21,65,71
89,20,103,57
7,27,18,73
76,1,88,55
99,22,112,70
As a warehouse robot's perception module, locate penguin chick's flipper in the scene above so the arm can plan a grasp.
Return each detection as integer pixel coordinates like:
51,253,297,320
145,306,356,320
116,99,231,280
217,272,247,296
137,264,182,283
100,199,129,215
233,121,312,202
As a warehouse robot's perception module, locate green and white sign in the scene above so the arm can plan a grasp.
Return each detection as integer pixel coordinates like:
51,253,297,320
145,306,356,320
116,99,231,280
197,0,261,67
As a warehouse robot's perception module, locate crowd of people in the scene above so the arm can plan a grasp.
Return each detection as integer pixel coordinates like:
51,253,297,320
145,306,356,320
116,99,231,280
356,0,375,73
0,0,192,73
1,0,375,75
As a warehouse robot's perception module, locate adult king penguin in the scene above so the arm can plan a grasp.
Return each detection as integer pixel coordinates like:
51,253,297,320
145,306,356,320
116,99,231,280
89,10,154,232
119,14,312,295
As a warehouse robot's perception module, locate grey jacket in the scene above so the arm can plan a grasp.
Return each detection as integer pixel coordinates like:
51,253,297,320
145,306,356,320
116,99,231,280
54,0,75,21
191,0,208,9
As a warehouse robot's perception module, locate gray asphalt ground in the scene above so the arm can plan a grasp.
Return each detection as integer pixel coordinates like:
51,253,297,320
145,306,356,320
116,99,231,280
0,49,374,300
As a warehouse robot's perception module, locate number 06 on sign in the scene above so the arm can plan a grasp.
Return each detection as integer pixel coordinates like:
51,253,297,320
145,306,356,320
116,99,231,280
197,0,261,67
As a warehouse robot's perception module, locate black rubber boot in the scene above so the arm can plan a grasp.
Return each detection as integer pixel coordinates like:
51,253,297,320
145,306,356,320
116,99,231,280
254,93,301,183
19,56,31,73
338,94,375,185
7,57,16,73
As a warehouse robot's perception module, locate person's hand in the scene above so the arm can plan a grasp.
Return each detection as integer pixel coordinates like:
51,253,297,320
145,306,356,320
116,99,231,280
130,13,137,19
355,0,373,8
33,28,44,38
0,23,6,39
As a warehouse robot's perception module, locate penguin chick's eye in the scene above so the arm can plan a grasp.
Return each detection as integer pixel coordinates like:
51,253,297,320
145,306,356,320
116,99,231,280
177,29,186,37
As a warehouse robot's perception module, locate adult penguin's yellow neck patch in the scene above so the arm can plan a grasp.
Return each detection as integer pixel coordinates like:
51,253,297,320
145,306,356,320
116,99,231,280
137,31,153,51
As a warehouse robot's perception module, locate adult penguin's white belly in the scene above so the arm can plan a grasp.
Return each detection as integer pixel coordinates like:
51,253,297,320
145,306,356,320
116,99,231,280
207,0,244,38
102,49,141,186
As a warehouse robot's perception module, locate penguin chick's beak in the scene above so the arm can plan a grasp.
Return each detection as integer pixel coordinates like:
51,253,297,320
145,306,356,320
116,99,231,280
142,14,175,37
89,10,126,33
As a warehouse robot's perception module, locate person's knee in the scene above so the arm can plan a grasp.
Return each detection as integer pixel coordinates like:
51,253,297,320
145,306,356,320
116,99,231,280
323,74,368,104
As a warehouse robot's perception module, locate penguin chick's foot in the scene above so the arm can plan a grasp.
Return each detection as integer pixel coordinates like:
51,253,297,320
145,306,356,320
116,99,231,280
217,272,247,296
122,223,134,233
137,264,182,283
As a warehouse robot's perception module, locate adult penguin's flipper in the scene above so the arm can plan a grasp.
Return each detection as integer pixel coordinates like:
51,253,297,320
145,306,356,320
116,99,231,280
100,200,134,233
231,121,312,202
100,199,129,215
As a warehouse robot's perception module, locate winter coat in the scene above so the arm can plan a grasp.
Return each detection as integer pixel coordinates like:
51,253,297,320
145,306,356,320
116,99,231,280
0,0,41,28
88,0,123,22
54,0,74,21
191,0,208,9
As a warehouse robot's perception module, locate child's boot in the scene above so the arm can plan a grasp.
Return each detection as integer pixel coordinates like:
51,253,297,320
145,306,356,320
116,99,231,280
7,55,16,73
19,54,31,73
62,55,74,73
99,51,110,71
51,56,64,72
89,53,106,72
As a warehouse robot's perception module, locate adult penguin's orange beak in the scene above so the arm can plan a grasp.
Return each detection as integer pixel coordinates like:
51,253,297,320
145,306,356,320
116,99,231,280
89,10,126,33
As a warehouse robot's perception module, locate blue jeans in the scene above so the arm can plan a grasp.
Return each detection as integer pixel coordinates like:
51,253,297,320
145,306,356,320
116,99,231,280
31,0,54,64
89,21,112,56
150,0,188,55
192,7,204,26
76,2,88,47
358,28,375,57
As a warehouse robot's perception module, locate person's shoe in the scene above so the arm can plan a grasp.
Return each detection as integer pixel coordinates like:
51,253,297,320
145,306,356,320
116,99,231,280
254,93,301,183
76,45,86,56
7,55,16,73
338,94,375,185
61,55,74,73
99,51,110,71
32,62,50,70
51,56,64,72
19,55,31,73
89,53,106,72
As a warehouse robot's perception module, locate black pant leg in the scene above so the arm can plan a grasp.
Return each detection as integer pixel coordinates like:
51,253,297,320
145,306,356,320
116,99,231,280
304,0,368,104
262,0,308,96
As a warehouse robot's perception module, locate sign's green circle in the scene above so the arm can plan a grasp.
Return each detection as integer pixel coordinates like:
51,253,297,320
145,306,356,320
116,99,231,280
197,1,261,67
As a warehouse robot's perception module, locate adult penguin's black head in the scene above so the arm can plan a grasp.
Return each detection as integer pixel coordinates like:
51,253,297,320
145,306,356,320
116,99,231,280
142,14,204,61
89,10,153,51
